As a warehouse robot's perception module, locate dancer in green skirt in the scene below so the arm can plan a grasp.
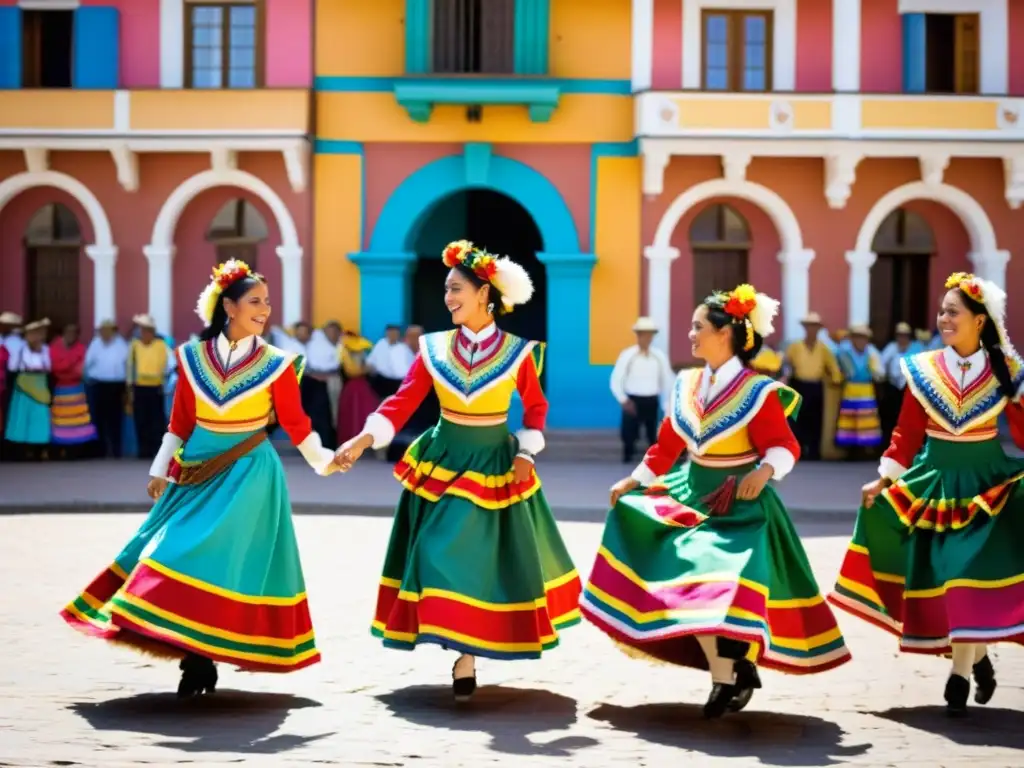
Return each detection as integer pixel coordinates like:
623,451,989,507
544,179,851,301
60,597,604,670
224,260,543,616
580,284,851,718
334,241,581,702
830,271,1024,715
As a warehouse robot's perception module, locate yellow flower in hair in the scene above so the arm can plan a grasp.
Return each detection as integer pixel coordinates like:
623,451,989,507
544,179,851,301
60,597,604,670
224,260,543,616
945,271,983,302
944,272,975,289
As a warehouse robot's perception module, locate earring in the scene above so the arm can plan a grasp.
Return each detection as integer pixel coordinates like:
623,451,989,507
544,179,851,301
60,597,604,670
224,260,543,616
487,302,495,315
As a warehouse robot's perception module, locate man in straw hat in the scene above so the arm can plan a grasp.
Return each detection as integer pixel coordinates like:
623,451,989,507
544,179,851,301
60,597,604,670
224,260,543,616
84,319,130,458
609,316,675,464
878,321,919,444
127,314,170,459
783,312,843,461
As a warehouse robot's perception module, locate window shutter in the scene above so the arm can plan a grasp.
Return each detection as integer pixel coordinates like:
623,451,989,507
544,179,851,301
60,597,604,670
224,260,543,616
73,6,120,88
954,13,979,94
901,13,926,94
0,7,21,88
480,0,514,74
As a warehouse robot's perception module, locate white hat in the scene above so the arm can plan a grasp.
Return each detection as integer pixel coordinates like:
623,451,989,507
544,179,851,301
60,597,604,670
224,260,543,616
0,311,23,325
894,322,912,335
801,312,823,325
849,324,872,338
632,316,659,333
132,313,157,329
23,318,51,332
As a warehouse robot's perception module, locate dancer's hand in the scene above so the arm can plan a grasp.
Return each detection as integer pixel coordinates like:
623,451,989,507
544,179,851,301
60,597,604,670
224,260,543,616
737,465,773,500
512,456,533,484
610,477,640,506
333,433,373,472
861,477,888,508
147,477,168,501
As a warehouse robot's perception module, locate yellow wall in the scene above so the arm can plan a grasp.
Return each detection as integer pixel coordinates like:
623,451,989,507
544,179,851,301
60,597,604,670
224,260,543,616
549,0,631,80
316,93,632,144
315,0,406,76
591,156,641,365
312,154,363,329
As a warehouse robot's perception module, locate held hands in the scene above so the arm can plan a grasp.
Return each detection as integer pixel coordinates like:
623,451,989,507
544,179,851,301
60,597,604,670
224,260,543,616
512,456,533,485
736,464,774,501
332,433,374,473
610,477,640,506
861,477,889,508
146,477,168,501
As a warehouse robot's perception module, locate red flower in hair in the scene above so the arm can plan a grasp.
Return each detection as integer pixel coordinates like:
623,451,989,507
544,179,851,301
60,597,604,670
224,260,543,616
212,260,253,289
722,283,757,320
442,240,473,268
472,254,498,282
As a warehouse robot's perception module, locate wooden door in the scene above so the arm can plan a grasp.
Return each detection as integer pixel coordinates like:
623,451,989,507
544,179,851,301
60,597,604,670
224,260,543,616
870,254,931,345
27,246,79,334
692,250,749,310
215,242,258,272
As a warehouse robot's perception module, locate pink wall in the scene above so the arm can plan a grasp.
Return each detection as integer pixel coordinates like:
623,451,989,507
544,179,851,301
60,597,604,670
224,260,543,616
266,0,313,87
796,0,832,92
1010,0,1024,96
83,0,161,88
651,0,682,90
860,0,902,93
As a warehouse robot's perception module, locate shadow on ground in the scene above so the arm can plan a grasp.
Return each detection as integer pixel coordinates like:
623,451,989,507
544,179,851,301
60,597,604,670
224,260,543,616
871,705,1024,749
376,684,598,757
69,689,329,754
588,702,871,766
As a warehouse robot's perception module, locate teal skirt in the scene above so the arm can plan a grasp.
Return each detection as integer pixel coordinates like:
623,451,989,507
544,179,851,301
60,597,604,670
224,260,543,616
5,372,51,445
61,426,320,672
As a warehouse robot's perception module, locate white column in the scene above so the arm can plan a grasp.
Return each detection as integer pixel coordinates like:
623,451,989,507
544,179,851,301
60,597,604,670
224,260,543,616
845,249,877,327
778,248,815,344
643,245,680,355
84,244,118,328
143,245,176,336
160,0,184,88
832,0,861,91
276,244,304,328
632,0,654,92
970,249,1011,290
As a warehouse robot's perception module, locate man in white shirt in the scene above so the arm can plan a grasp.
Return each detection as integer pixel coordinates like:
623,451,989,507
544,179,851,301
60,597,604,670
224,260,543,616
609,317,675,463
367,324,415,401
84,319,130,458
284,321,340,450
878,322,917,444
0,312,25,371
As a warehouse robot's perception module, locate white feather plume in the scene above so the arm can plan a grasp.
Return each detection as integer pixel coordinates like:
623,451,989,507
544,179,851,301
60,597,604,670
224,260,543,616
492,257,535,308
195,281,220,325
748,292,780,338
975,276,1018,360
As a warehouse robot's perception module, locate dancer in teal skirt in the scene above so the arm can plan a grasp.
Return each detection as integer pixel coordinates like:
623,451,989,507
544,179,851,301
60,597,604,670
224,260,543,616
62,260,339,696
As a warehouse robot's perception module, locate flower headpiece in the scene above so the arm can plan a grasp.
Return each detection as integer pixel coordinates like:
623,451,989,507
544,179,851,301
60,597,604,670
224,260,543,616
712,283,780,351
945,271,1016,358
195,259,263,325
441,240,534,312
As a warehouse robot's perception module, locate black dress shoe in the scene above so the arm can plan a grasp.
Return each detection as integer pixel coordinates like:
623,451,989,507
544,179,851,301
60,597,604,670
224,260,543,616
944,674,970,716
728,660,762,712
451,658,476,702
972,655,997,705
177,654,218,698
703,682,739,719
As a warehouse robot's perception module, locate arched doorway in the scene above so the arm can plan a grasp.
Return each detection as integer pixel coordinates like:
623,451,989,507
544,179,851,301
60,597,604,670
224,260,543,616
207,198,269,269
869,207,934,345
410,189,547,342
690,203,751,309
24,202,82,334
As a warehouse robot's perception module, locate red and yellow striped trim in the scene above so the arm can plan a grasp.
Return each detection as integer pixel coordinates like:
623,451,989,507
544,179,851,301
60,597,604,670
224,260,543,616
440,408,508,426
394,452,541,510
882,469,1024,532
195,411,272,433
690,451,759,468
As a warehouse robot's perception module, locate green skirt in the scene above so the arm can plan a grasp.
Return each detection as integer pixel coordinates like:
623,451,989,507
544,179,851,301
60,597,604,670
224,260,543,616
580,461,852,674
829,437,1024,654
371,419,581,660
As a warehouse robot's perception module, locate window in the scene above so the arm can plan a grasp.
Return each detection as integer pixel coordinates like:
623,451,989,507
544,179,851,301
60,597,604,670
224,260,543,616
924,13,978,93
207,199,267,269
701,10,772,91
869,208,934,344
690,204,751,312
432,0,515,74
184,1,262,89
21,10,73,88
25,203,81,245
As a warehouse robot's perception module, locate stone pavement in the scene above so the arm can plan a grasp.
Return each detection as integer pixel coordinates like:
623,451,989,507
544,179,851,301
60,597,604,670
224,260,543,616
0,455,876,519
1,513,1022,767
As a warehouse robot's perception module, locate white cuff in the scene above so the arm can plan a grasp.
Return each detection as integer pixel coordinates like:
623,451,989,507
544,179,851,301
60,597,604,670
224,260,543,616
630,461,658,487
515,428,545,456
364,412,396,449
878,456,907,482
297,432,335,476
759,447,796,482
149,433,183,479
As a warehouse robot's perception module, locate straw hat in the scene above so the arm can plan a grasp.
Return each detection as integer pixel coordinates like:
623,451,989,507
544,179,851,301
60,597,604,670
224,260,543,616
98,319,118,330
801,312,823,325
849,324,872,338
132,313,157,329
0,311,23,325
894,322,912,335
23,318,51,332
915,329,932,343
632,316,658,333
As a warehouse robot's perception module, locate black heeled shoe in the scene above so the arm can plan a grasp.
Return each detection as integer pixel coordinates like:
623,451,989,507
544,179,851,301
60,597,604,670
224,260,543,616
728,659,762,712
178,654,218,698
972,655,997,705
451,656,476,703
944,674,970,716
703,682,740,719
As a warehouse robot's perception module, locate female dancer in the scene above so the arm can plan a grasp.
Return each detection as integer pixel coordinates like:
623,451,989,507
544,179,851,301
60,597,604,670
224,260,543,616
3,319,52,461
61,260,337,696
334,241,581,701
829,272,1024,715
580,285,851,718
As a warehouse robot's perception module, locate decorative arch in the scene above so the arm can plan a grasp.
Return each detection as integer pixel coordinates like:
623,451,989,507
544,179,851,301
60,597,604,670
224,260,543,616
646,177,813,349
0,170,117,327
145,168,303,332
